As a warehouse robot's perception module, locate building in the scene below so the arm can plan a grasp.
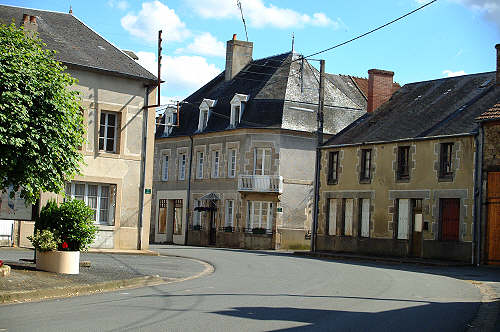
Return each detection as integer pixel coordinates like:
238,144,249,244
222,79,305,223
317,45,500,263
0,5,158,249
151,35,398,249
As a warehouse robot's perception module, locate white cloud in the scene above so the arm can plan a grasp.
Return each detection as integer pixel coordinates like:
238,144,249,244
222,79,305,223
107,0,128,10
451,0,500,26
185,0,341,29
136,51,222,93
176,33,226,57
443,69,467,77
121,1,190,43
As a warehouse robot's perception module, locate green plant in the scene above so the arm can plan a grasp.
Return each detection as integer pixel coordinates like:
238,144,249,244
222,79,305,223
252,228,267,235
27,229,59,252
0,23,84,203
35,199,98,251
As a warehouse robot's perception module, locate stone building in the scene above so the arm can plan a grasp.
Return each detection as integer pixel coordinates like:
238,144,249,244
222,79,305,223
317,45,500,263
0,5,158,249
150,35,398,249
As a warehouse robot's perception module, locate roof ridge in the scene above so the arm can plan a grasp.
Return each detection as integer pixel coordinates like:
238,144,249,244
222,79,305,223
405,71,496,86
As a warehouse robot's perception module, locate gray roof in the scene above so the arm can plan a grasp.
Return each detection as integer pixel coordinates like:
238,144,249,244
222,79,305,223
0,4,157,83
324,72,500,147
157,52,367,138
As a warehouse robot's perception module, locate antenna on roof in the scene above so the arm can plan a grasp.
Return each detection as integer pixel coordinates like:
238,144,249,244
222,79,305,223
69,5,73,14
237,0,249,42
292,32,295,53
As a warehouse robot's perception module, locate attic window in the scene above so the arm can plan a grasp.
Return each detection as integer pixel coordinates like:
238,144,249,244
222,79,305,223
198,99,216,132
162,106,177,136
230,94,249,128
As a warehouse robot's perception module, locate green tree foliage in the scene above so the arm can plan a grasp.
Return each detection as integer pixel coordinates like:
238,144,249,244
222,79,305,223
0,23,84,203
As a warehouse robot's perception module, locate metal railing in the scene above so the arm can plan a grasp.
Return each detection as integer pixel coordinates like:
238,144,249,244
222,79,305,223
238,175,283,193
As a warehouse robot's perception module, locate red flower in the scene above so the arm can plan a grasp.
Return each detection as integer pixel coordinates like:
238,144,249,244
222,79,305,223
0,260,3,267
62,242,68,249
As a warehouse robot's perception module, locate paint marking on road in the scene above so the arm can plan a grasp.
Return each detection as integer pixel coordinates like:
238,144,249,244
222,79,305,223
184,289,192,292
120,293,130,295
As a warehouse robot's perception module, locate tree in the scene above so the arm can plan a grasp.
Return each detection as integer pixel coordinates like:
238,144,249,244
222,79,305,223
0,23,84,203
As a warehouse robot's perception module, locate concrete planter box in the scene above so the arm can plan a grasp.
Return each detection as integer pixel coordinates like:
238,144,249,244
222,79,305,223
36,250,80,274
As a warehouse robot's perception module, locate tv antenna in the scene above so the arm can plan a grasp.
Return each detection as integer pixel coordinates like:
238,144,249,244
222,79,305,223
237,0,249,41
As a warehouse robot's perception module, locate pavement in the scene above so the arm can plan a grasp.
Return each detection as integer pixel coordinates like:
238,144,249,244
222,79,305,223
0,247,213,304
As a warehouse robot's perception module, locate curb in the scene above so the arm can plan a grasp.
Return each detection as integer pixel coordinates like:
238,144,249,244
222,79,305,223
86,249,160,256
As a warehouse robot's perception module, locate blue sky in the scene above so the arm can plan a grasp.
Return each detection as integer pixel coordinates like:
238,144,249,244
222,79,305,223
2,0,499,103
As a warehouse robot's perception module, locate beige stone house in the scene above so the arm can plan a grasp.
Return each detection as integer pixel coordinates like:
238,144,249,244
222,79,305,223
317,45,500,263
0,5,158,250
151,35,398,249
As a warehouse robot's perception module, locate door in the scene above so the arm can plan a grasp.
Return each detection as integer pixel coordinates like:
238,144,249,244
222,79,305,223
487,172,500,264
209,202,217,245
440,198,460,241
410,199,423,257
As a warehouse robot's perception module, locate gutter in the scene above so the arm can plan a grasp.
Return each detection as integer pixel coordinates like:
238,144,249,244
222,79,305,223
63,61,157,85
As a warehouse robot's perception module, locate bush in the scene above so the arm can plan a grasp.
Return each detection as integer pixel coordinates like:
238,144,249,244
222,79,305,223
35,199,98,251
27,229,59,252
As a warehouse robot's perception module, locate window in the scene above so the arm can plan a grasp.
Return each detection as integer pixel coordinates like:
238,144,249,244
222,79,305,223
397,146,410,180
360,149,372,181
197,152,204,179
360,198,370,237
212,150,220,178
254,148,272,175
162,155,169,181
158,199,168,234
200,110,208,131
228,149,237,178
247,201,273,231
225,200,234,227
198,99,215,131
99,112,117,152
65,182,116,225
231,105,241,127
178,153,186,180
230,94,248,127
174,199,183,235
343,199,353,236
327,151,339,184
440,198,459,241
440,143,454,179
328,199,337,235
193,199,201,227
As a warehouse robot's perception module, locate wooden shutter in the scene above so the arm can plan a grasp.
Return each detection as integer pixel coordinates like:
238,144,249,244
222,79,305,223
344,199,354,236
361,198,370,237
487,172,500,262
328,199,337,235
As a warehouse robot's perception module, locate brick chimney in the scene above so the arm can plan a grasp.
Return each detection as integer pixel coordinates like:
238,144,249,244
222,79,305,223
22,14,38,34
367,69,394,113
496,44,500,86
225,34,253,81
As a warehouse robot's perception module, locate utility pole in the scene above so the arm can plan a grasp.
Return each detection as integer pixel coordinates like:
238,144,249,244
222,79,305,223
311,59,325,253
157,30,162,106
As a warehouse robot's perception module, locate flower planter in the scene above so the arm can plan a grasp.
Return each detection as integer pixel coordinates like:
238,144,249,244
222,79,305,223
36,250,80,274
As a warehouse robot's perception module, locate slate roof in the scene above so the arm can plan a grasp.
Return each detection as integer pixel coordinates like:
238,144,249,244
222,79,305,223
323,72,500,147
0,4,157,83
158,52,368,138
477,102,500,121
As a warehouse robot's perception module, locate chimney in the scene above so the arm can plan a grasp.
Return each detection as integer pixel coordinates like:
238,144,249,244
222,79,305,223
22,14,38,34
367,69,394,113
225,34,253,81
496,44,500,86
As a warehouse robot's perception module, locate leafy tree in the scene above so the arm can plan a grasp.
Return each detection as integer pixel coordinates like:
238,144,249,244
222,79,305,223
0,23,84,203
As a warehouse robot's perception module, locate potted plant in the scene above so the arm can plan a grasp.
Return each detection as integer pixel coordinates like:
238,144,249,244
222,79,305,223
29,199,98,274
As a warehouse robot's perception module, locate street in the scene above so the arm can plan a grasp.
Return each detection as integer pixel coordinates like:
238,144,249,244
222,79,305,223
0,246,486,331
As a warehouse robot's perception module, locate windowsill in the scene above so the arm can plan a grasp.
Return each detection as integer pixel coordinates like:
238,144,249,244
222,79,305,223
327,180,338,185
438,175,454,182
359,178,371,184
396,176,410,183
96,225,115,231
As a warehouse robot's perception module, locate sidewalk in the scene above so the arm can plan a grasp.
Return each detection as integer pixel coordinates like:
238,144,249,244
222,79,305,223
0,247,212,304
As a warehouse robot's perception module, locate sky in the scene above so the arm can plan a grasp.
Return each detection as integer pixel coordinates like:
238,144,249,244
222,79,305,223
2,0,499,104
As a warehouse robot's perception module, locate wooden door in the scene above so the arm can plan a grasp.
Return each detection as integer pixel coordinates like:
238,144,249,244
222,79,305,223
487,172,500,264
410,199,423,257
440,198,460,241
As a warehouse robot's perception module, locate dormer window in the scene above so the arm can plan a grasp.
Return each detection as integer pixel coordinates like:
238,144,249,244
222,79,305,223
161,106,177,137
230,94,249,128
198,99,216,132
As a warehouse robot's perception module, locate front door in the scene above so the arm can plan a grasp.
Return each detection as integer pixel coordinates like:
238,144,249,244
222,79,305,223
410,199,423,257
487,172,500,264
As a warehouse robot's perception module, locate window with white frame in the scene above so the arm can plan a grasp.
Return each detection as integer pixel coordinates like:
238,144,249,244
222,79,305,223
197,151,204,179
162,155,169,181
230,105,241,127
247,201,273,231
99,112,117,152
178,153,186,180
254,148,272,175
230,94,248,127
65,182,116,225
199,109,208,131
225,200,234,227
212,150,220,178
228,149,237,178
198,99,215,132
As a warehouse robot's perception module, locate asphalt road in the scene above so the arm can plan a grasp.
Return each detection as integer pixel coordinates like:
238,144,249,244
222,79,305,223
0,245,485,331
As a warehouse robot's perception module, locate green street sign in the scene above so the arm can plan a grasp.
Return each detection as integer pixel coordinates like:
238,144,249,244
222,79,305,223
145,188,152,194
277,207,283,213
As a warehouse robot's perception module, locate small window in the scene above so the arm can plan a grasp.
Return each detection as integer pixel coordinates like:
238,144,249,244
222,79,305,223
327,151,339,184
254,148,272,175
225,200,234,227
162,155,169,181
197,152,204,179
178,153,186,180
440,143,453,179
200,110,208,131
360,149,372,181
99,112,117,153
397,146,410,180
231,105,241,127
228,149,237,178
212,150,220,178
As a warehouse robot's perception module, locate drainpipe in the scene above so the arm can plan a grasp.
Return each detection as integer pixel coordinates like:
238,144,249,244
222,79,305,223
184,135,194,245
474,127,484,266
137,85,151,250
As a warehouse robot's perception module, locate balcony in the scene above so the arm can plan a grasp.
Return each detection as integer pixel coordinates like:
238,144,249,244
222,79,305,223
238,175,283,193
